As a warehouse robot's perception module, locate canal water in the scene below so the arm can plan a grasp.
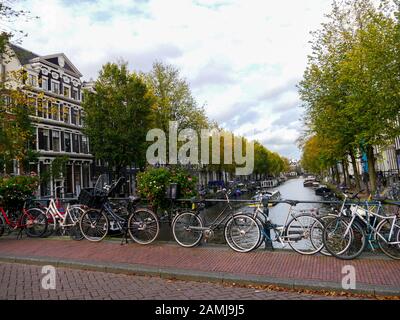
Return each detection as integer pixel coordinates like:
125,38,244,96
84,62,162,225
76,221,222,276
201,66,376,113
159,177,324,248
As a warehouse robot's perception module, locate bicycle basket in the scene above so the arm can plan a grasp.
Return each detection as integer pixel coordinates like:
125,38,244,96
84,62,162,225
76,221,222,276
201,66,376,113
78,188,107,209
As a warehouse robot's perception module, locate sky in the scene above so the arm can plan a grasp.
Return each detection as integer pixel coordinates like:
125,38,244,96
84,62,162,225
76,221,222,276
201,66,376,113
11,0,334,160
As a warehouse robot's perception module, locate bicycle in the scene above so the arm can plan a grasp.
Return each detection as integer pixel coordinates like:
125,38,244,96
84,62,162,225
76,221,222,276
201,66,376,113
172,189,261,253
0,198,48,239
323,194,400,260
248,194,325,255
79,175,160,245
40,186,85,240
309,190,365,256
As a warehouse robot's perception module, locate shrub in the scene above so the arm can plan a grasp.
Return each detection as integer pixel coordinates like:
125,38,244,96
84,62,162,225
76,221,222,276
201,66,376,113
0,175,39,209
136,167,197,209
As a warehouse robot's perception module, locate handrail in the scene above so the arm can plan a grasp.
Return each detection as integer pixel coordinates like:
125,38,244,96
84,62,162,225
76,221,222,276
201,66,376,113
30,197,400,206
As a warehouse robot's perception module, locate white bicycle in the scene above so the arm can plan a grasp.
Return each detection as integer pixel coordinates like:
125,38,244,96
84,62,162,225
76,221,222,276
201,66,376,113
41,186,85,240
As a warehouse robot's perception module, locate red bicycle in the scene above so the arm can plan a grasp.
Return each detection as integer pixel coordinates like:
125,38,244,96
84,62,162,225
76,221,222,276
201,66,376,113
0,201,48,238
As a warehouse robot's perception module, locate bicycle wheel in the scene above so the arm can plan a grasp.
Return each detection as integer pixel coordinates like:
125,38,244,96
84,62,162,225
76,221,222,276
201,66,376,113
310,214,338,256
67,206,85,241
323,217,366,260
253,215,268,249
285,214,323,255
224,214,261,253
43,211,57,238
24,208,48,238
172,211,203,247
0,215,5,237
128,208,160,245
376,218,400,260
79,209,109,242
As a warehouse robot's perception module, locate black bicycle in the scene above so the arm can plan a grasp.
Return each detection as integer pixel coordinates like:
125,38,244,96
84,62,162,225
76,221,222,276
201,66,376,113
79,175,159,245
172,189,261,253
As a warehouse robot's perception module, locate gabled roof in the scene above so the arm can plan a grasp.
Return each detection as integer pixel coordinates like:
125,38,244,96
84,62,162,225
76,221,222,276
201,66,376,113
9,44,82,78
9,44,39,65
33,53,83,77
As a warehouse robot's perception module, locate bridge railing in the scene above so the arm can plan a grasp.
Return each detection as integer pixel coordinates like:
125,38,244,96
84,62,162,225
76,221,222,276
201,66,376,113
29,196,400,207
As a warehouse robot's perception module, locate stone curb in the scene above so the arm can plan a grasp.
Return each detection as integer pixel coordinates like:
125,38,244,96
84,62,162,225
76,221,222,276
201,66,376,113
0,254,398,297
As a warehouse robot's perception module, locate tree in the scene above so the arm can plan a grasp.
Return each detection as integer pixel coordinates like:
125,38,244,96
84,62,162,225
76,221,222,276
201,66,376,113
0,1,39,174
299,0,400,191
144,61,210,133
82,62,154,173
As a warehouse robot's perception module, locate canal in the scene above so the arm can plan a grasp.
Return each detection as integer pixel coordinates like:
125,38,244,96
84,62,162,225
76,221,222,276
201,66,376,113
159,177,324,248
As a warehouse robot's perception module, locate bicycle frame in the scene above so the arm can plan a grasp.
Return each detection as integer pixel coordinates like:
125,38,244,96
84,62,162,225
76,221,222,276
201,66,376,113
0,205,39,234
191,192,237,232
101,201,127,231
250,198,317,247
343,205,400,246
44,198,80,228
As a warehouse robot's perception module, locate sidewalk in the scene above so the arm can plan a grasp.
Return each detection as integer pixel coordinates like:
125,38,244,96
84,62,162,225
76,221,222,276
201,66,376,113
0,237,399,297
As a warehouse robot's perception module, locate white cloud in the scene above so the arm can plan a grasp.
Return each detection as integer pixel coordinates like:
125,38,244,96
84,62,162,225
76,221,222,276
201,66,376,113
13,0,333,159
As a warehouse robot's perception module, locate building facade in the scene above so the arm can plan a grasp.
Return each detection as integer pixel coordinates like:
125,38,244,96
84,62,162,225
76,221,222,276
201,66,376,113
0,44,93,198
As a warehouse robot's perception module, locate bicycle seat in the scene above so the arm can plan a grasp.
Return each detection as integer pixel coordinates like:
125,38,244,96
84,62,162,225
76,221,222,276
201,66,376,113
285,200,299,206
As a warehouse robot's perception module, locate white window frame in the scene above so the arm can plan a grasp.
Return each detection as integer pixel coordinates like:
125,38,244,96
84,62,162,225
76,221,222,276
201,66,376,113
41,76,48,91
63,84,71,99
28,74,37,87
72,88,79,100
51,80,60,95
52,130,61,152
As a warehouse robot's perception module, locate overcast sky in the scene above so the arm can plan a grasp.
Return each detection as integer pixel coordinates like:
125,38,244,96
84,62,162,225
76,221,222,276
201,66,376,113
12,0,334,160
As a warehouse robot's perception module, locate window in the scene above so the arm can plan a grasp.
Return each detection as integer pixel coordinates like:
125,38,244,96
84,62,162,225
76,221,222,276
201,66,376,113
82,164,90,188
81,136,89,154
71,108,78,125
51,81,60,94
72,134,80,153
27,96,36,115
38,128,49,150
52,131,60,152
27,74,37,87
48,103,59,121
63,105,70,123
37,100,47,118
71,89,78,100
40,162,51,196
41,77,48,91
63,86,70,98
64,133,71,153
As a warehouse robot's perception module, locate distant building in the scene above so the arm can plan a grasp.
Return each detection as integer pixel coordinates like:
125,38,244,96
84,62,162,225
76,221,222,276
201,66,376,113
0,44,93,198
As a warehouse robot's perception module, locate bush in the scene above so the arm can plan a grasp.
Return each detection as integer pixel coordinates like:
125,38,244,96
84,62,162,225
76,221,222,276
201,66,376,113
0,175,39,209
136,167,197,209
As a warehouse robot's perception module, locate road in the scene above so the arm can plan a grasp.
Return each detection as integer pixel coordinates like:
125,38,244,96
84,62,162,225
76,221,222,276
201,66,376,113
0,262,359,300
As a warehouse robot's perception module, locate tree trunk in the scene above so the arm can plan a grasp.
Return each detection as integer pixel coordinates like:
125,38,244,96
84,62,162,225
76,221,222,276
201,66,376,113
335,163,341,185
342,159,348,187
366,145,377,193
349,150,361,191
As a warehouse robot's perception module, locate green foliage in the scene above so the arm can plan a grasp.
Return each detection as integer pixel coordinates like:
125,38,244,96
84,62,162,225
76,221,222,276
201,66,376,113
0,175,39,209
136,167,197,209
82,62,154,172
298,0,400,190
144,61,210,133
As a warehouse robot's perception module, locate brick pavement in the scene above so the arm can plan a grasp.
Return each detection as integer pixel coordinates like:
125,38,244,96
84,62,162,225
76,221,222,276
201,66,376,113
0,262,357,300
0,237,399,296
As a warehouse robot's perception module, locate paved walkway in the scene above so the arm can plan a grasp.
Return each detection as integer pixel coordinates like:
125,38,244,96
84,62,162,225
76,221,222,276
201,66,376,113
0,237,399,297
0,262,355,300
